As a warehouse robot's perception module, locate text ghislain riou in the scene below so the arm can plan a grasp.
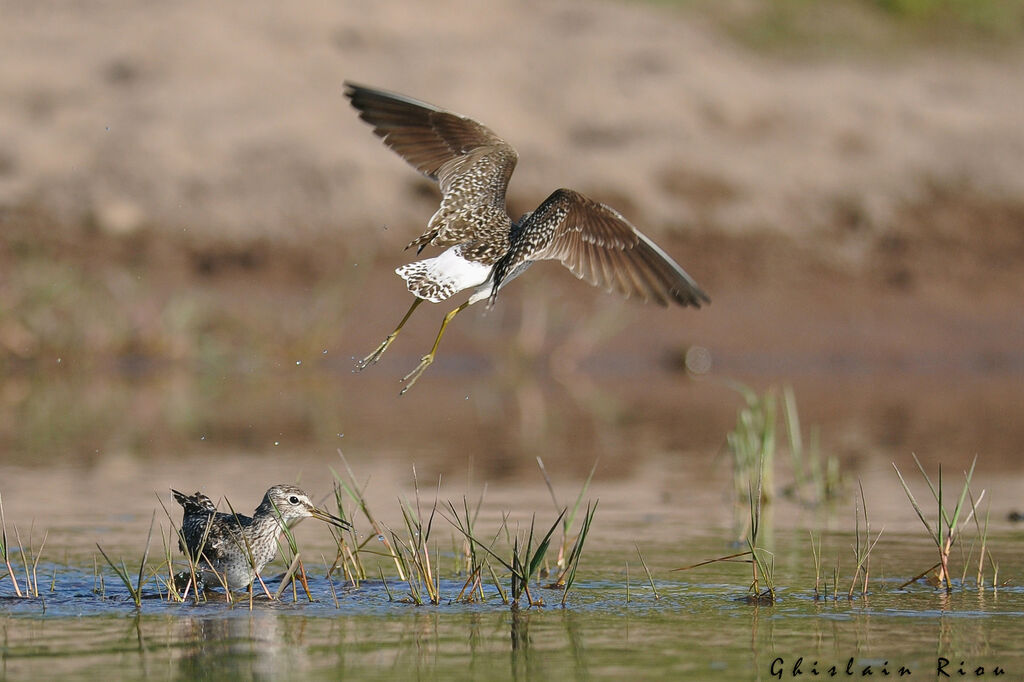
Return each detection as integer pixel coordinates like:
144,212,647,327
769,656,1006,678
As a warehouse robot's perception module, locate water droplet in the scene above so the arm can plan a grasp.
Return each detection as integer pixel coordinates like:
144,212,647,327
295,360,302,366
376,534,385,542
322,349,328,355
105,126,110,131
684,346,713,375
274,441,280,446
337,433,344,438
200,435,206,441
56,358,62,364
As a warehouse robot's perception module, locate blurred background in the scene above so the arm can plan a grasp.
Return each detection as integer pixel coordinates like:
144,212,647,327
1,0,1023,532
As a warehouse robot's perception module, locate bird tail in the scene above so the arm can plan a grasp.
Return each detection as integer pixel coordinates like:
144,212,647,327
171,489,217,514
395,260,457,303
395,247,491,304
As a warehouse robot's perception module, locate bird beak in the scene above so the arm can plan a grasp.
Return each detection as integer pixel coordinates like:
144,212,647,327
308,505,352,531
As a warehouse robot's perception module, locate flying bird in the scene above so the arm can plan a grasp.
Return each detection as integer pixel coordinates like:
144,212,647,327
345,82,709,393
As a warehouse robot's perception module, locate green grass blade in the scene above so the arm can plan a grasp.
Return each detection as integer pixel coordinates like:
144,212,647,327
528,509,566,582
635,545,659,600
947,456,978,536
137,512,155,597
892,462,939,547
561,501,597,606
565,459,599,537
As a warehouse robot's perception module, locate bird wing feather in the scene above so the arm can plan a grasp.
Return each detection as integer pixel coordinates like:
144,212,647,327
345,82,516,262
174,490,251,566
494,189,710,307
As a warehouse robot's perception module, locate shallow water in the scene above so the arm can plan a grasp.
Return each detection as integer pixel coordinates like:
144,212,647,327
3,362,1024,680
3,524,1024,680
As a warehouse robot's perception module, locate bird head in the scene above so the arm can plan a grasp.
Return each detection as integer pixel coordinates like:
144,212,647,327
260,484,352,531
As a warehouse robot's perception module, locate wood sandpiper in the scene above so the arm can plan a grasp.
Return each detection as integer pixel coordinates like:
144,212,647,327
172,484,350,591
345,82,710,393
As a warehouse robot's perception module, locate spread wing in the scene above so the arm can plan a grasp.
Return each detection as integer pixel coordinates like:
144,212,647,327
494,189,710,307
345,82,517,262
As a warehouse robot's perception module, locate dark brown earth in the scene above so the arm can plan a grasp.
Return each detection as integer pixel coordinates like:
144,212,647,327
1,0,1023,491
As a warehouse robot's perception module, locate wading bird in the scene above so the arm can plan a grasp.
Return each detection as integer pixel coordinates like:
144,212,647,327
172,484,350,590
345,82,709,393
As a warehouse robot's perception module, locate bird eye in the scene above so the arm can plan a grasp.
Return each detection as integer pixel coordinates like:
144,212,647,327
289,496,300,504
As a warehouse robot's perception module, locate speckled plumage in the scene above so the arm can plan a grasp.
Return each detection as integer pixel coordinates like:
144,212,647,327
172,484,350,591
345,82,710,391
346,84,515,267
492,188,709,307
394,245,493,304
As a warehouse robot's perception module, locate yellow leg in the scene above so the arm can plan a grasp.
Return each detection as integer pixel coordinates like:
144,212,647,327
355,298,424,371
399,301,470,394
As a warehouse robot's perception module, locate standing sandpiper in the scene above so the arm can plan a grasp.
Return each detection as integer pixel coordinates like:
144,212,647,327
345,82,710,393
172,484,350,591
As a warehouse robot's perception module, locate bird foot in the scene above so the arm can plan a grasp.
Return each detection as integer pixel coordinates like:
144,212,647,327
355,334,397,371
399,354,435,395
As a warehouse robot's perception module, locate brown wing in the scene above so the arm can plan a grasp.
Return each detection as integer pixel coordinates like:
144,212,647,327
344,82,517,262
495,189,710,307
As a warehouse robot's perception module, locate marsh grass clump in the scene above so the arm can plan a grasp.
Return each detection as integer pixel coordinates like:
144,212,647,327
894,454,983,591
806,481,884,602
724,383,843,525
967,489,999,589
744,455,776,604
781,386,842,507
556,501,597,606
847,479,883,599
328,450,599,609
449,497,487,603
329,449,404,585
508,514,561,606
536,457,598,579
534,457,599,604
675,445,777,604
328,453,442,604
95,511,156,608
0,492,50,599
725,383,776,530
384,467,442,605
809,530,823,600
446,503,565,607
272,509,312,602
